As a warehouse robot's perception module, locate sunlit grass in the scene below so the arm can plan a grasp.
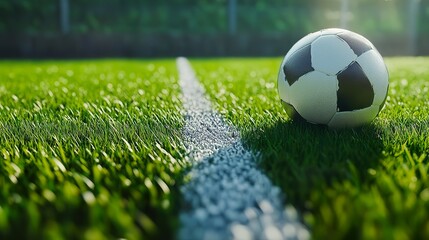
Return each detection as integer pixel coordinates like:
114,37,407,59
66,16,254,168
193,57,429,239
1,57,428,240
0,60,187,240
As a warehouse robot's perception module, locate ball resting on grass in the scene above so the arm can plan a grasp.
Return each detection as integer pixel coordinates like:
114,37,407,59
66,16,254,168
278,28,389,128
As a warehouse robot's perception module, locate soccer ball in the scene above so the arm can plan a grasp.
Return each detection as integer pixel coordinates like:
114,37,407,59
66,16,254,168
278,28,389,128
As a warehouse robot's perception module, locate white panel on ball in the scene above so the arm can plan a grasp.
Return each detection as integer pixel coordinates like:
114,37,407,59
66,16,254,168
320,28,346,35
328,105,380,128
356,50,389,106
289,71,337,124
277,74,290,103
311,35,357,75
283,31,322,60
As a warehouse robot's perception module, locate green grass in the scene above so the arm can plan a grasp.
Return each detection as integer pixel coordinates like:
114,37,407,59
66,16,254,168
0,60,187,240
193,57,429,240
1,57,428,240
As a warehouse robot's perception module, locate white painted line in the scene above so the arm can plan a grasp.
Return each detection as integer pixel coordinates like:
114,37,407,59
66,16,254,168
177,57,309,240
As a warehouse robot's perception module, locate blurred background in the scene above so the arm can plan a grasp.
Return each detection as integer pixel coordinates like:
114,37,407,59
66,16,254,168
0,0,427,58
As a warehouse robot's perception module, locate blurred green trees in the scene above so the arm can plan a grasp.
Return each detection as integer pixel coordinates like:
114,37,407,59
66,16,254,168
0,0,427,56
1,0,427,37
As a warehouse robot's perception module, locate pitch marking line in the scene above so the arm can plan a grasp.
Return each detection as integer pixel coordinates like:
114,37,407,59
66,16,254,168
177,57,309,240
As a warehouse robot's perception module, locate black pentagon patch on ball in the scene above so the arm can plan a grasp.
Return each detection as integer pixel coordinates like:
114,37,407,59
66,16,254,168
281,100,306,122
283,44,314,86
338,32,372,56
337,61,374,112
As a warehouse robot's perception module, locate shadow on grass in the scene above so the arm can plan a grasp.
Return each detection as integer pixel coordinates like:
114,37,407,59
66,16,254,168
241,120,384,211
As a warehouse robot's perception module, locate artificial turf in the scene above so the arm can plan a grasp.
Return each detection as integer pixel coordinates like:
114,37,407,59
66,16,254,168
0,60,187,239
193,57,429,239
0,57,428,240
